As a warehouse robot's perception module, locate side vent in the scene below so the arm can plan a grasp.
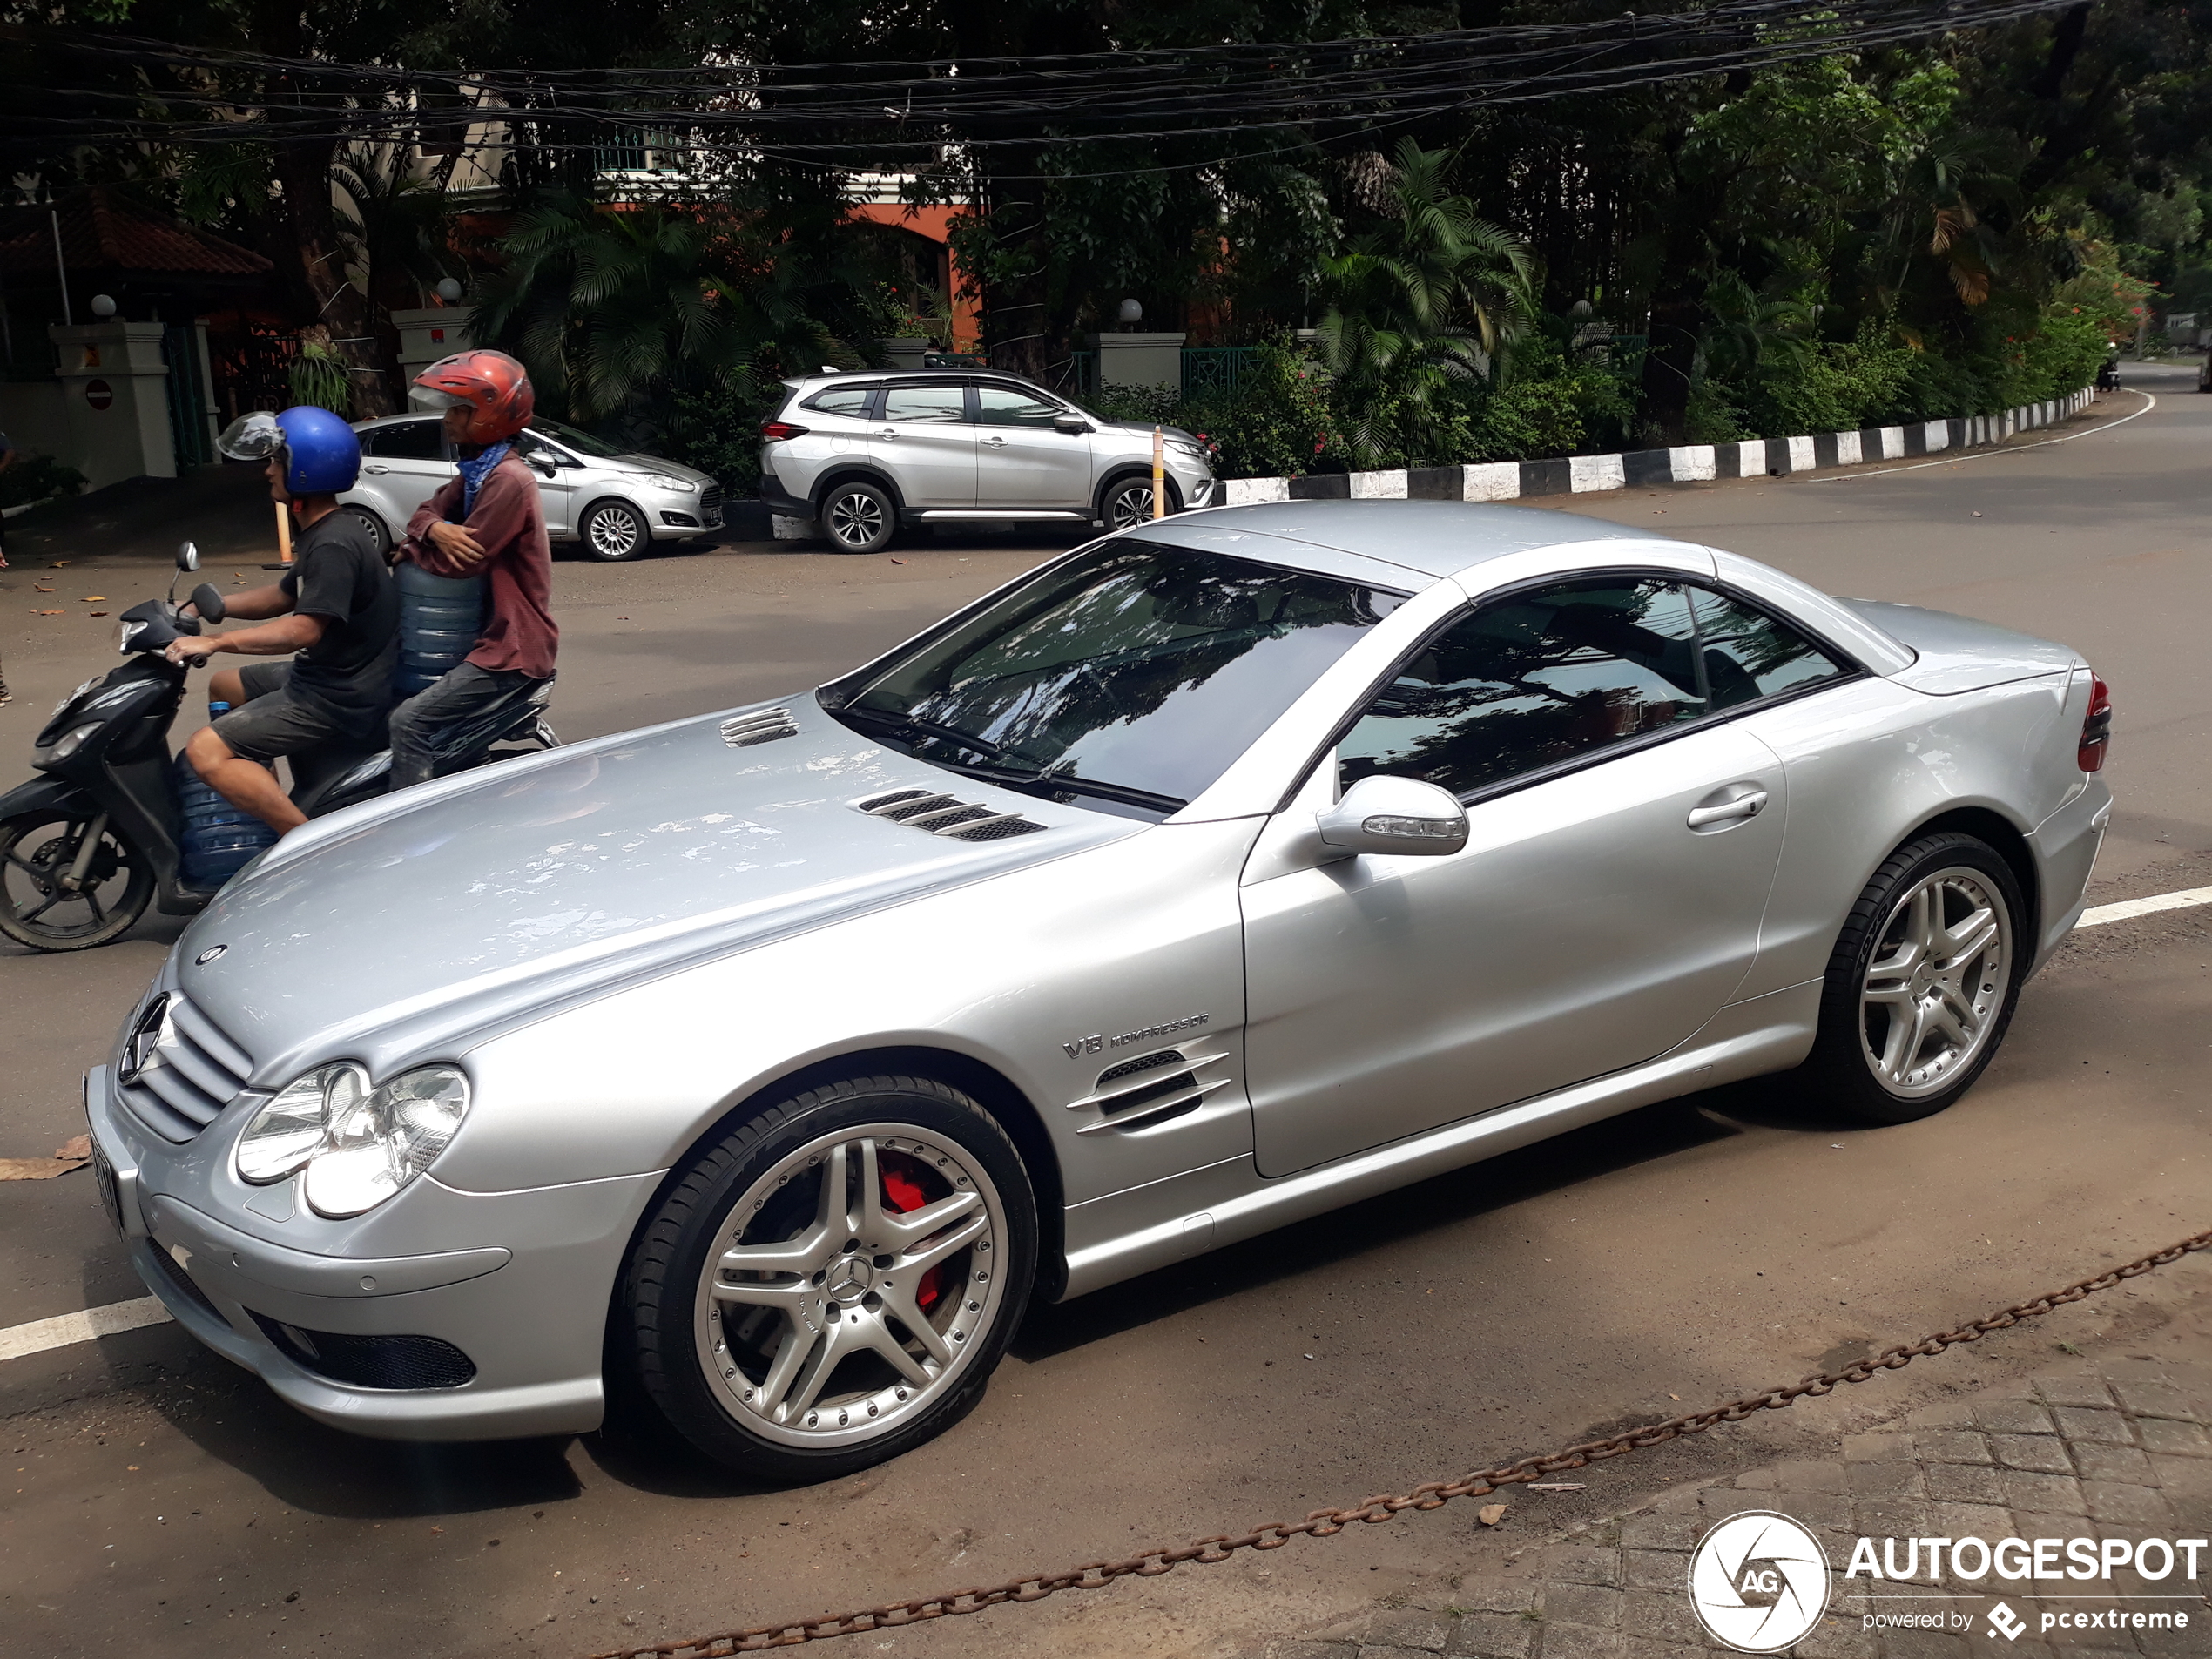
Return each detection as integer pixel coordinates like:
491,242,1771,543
722,707,799,747
1068,1046,1231,1135
854,788,1047,842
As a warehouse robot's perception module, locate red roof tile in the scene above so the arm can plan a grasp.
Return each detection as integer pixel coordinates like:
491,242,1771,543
0,185,273,279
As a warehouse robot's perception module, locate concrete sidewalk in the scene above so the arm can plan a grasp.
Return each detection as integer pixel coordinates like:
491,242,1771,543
1248,1345,2212,1659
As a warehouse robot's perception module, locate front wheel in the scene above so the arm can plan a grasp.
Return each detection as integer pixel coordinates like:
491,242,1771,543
1102,474,1177,532
0,810,155,951
579,500,651,563
621,1074,1036,1483
1798,832,2025,1124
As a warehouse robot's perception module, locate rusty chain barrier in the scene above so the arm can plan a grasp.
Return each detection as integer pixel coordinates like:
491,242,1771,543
589,1224,2212,1659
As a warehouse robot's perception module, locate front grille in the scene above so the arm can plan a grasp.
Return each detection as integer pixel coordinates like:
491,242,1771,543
701,485,725,526
721,706,799,747
116,992,254,1143
251,1315,477,1389
854,788,1046,842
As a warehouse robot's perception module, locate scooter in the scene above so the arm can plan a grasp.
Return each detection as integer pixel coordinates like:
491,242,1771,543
0,541,557,952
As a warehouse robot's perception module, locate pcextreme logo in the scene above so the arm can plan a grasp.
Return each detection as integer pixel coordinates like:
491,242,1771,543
1688,1512,1832,1653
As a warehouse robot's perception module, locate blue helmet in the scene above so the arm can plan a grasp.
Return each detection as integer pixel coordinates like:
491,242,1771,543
218,406,361,494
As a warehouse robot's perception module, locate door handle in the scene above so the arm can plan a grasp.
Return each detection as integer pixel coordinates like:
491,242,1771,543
1686,789,1768,829
363,463,389,474
874,428,899,438
982,435,1007,446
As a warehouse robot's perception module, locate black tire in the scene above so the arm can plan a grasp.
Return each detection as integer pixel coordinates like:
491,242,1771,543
0,811,155,952
1797,832,2026,1124
621,1073,1036,1483
1100,472,1179,532
579,499,651,563
819,480,898,554
335,505,389,556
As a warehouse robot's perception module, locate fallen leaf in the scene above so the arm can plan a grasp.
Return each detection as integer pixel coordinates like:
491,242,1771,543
55,1136,91,1160
127,1465,139,1471
90,612,108,617
0,1157,87,1180
83,596,106,602
889,556,907,564
1477,1503,1507,1527
51,560,69,566
34,584,53,592
32,610,64,617
616,616,630,621
1971,510,1983,517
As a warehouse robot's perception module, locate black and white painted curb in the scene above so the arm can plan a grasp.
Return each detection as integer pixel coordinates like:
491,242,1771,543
763,385,2094,537
1220,386,2095,506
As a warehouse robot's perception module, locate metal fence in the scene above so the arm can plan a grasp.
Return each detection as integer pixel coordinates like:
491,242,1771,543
1051,347,1260,401
161,325,212,468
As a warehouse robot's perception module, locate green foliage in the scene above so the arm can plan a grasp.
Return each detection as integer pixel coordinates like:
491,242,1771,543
287,341,354,418
0,453,88,510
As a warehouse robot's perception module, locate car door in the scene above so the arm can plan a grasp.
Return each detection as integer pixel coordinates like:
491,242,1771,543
974,383,1092,508
513,429,578,536
1240,575,1797,1177
873,382,977,509
356,418,453,534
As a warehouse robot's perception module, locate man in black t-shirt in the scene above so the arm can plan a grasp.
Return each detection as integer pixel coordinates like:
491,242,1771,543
170,408,397,836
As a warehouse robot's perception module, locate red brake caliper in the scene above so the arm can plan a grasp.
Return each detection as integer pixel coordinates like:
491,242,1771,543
880,1157,943,1311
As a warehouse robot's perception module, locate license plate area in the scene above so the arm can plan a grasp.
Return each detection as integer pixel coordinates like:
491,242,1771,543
91,1138,124,1236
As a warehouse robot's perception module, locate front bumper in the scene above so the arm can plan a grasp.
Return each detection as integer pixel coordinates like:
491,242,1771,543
86,1062,660,1442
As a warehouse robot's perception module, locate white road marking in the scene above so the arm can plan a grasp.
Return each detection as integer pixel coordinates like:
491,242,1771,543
1813,388,2158,482
1,876,2207,1366
2075,885,2212,929
0,1296,172,1362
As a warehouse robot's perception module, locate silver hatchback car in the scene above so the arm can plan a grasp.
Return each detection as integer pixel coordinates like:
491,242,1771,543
759,370,1217,552
86,502,2108,1484
339,415,723,562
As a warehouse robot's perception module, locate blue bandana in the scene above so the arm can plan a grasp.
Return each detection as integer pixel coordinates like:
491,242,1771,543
455,440,513,516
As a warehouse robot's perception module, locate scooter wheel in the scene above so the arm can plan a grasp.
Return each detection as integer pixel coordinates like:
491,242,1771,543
0,812,155,952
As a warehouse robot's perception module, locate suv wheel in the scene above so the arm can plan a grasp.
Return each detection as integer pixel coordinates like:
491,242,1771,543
822,481,896,554
580,500,650,563
621,1073,1035,1482
1798,832,2025,1124
1102,475,1175,531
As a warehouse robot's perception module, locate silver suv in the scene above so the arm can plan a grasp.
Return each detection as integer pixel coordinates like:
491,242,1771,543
758,371,1217,553
340,415,723,563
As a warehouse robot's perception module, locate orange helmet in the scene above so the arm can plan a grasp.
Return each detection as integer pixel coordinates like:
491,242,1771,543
409,349,535,444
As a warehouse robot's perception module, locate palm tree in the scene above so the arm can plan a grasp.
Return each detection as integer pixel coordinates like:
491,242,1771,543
1314,139,1536,465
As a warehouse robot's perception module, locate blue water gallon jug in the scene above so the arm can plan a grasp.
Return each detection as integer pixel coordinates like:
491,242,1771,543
174,752,279,889
394,561,485,698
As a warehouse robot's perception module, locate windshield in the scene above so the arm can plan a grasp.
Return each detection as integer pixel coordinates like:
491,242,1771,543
829,540,1403,815
528,418,631,459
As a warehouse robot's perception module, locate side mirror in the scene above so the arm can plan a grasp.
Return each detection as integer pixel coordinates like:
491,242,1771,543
1316,774,1469,858
177,540,199,573
529,455,558,478
1053,414,1090,435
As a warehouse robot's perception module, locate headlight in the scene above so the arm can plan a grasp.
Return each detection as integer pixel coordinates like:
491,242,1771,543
640,473,699,494
46,723,104,760
235,1062,470,1217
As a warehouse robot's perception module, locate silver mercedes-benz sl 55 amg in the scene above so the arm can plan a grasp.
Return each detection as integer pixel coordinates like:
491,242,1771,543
84,500,2113,1480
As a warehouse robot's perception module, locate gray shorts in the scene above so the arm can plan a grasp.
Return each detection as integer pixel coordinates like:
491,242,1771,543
211,663,357,764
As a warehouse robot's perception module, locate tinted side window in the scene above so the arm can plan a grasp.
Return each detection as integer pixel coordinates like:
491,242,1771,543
803,385,878,418
368,420,446,461
975,386,1066,428
1689,587,1846,709
1339,577,1706,797
882,385,970,423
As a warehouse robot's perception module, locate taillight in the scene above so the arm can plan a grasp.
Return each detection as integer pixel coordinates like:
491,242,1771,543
759,421,809,442
2078,671,2112,772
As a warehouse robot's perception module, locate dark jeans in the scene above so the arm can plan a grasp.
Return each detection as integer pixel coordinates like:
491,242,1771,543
388,663,543,791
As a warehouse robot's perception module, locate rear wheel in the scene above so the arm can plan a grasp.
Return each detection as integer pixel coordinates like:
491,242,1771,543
820,481,897,554
622,1074,1035,1483
1799,833,2024,1123
0,811,154,951
580,500,651,563
335,505,389,556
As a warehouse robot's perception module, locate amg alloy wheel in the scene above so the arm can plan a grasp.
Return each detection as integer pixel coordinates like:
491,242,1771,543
1799,832,2024,1123
580,500,649,562
0,812,153,951
823,482,895,554
623,1074,1035,1481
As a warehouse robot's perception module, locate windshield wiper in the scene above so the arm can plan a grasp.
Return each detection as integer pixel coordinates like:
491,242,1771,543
839,706,1007,761
952,759,1188,814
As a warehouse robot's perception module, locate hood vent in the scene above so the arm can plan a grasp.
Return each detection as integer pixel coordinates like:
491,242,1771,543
1068,1045,1231,1135
854,788,1047,842
723,707,800,748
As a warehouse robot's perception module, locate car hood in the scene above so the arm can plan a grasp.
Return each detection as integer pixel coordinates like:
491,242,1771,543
610,453,717,488
171,701,1139,1085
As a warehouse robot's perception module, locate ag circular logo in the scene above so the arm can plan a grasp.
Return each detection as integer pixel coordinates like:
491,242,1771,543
1687,1510,1831,1652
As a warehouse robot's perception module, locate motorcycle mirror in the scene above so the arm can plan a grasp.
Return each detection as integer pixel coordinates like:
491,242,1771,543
177,541,199,573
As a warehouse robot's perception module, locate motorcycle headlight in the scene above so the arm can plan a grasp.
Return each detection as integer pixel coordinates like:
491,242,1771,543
46,723,104,760
640,473,699,493
234,1062,470,1217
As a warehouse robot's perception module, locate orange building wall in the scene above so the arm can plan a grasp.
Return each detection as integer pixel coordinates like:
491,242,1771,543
847,202,982,350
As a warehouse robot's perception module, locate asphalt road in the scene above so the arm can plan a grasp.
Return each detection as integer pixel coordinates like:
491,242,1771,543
0,366,2207,1659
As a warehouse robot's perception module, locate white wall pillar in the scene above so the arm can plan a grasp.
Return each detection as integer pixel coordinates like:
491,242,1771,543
388,306,473,382
48,320,175,489
1087,331,1186,388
